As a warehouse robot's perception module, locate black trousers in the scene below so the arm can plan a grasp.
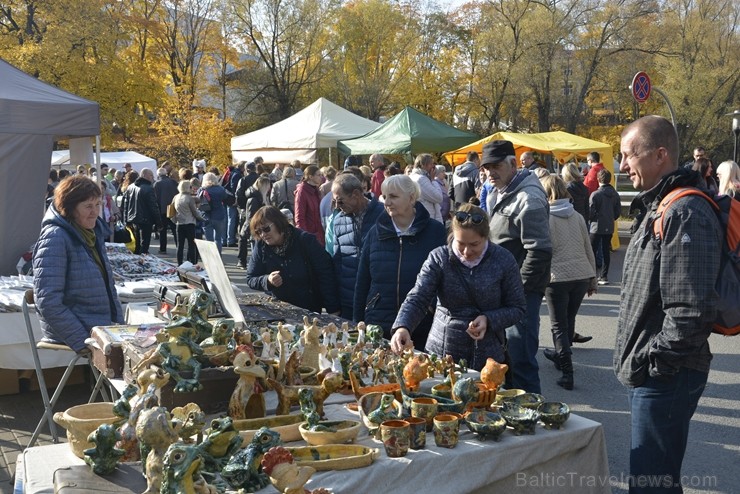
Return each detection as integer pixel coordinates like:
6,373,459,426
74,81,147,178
544,279,590,357
176,224,197,265
132,222,153,255
159,214,178,252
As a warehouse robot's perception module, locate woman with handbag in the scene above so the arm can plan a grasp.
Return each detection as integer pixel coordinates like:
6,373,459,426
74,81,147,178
198,172,228,254
390,204,526,371
246,206,340,314
172,180,205,265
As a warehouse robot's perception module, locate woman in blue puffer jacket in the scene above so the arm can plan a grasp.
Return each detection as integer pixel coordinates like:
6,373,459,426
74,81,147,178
33,175,124,353
353,175,446,350
198,172,228,254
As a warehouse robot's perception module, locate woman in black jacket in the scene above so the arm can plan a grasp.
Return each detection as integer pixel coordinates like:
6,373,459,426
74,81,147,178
246,206,340,314
236,176,271,269
562,162,589,224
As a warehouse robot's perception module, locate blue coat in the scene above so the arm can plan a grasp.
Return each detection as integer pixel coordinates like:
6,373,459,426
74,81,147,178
199,185,227,222
353,203,446,338
330,197,385,319
246,228,340,314
33,207,124,352
393,243,526,371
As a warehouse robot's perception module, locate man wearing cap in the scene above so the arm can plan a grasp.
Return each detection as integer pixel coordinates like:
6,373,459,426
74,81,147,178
482,140,552,394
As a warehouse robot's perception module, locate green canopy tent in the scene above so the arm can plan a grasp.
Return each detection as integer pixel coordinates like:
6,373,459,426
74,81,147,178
337,106,478,156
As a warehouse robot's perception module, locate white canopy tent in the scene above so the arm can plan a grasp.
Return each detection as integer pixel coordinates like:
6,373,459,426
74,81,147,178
51,150,156,174
0,58,100,275
231,97,380,165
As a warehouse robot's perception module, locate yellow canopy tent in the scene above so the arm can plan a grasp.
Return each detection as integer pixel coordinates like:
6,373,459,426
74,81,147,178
443,130,613,174
445,130,619,249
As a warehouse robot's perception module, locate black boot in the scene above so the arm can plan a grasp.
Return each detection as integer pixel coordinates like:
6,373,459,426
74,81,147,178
543,349,561,370
557,354,574,390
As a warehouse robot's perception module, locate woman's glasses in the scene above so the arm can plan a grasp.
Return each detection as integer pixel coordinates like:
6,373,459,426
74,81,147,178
256,224,272,235
454,211,486,224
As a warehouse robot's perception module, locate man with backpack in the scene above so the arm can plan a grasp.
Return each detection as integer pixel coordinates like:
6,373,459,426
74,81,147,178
615,115,721,493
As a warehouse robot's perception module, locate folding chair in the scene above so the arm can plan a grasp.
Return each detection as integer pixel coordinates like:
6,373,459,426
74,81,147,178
22,289,111,449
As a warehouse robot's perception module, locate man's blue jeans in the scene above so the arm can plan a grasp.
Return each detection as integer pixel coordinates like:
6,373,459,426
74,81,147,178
628,367,707,493
505,290,542,393
204,218,226,254
226,205,239,245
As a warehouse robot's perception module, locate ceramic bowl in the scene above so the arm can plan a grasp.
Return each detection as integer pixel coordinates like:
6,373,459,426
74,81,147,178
431,383,452,399
493,388,526,405
464,409,507,441
500,403,541,435
538,402,570,429
299,420,362,446
504,392,545,410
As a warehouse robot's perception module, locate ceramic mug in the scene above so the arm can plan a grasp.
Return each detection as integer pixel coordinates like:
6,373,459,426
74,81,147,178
411,397,438,432
433,413,460,449
405,416,427,450
380,420,411,458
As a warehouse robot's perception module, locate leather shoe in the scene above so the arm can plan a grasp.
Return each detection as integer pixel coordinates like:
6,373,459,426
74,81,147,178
572,333,593,344
235,262,246,270
543,349,561,370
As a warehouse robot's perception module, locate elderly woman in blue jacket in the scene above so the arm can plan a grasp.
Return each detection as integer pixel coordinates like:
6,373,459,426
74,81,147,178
390,204,526,371
33,175,124,353
353,175,446,350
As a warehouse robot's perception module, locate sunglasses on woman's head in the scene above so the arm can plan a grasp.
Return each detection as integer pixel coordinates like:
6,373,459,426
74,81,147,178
256,224,272,235
454,211,486,224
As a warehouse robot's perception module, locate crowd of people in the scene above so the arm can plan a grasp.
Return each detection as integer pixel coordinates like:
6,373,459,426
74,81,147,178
37,118,739,493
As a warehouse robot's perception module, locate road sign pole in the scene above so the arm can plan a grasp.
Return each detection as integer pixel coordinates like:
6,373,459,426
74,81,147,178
652,87,677,131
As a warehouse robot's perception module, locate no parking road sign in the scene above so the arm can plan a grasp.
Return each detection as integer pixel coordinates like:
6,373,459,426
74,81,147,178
631,71,652,103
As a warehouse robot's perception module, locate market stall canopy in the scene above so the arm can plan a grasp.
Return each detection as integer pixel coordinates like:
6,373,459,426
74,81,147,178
443,130,613,172
337,106,478,156
0,58,100,275
51,150,156,173
230,97,380,164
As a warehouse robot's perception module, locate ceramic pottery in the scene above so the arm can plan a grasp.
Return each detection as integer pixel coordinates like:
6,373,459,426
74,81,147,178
53,402,118,459
464,409,507,441
431,383,452,400
299,420,362,446
493,388,526,405
500,403,541,435
504,392,545,410
405,417,427,450
411,397,438,432
380,420,411,458
433,414,460,449
538,402,570,429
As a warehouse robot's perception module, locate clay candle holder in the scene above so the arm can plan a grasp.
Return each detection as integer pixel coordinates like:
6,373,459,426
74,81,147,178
379,420,411,458
433,413,460,449
410,397,438,432
405,416,427,450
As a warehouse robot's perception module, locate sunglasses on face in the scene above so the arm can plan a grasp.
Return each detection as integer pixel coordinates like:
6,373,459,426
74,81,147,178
256,224,272,235
455,211,486,224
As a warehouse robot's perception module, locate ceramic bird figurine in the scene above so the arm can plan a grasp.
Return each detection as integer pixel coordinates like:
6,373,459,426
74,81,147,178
261,446,320,494
480,358,508,391
229,346,268,420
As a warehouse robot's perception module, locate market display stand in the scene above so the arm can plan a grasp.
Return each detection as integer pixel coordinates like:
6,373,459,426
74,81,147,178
16,410,609,494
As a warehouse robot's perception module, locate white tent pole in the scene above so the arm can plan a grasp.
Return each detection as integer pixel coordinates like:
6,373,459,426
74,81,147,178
94,136,101,185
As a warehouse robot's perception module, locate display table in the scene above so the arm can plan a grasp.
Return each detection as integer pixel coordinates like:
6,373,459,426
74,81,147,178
17,407,609,494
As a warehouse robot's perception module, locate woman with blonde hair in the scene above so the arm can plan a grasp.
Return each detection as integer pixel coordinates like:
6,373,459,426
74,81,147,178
716,160,740,199
409,153,444,222
173,180,204,265
561,162,588,223
540,175,597,390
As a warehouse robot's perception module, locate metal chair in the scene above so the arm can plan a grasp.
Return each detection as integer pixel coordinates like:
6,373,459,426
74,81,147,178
22,289,110,449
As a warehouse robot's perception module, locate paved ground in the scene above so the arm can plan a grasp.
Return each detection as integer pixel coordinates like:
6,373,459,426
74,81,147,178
1,231,738,493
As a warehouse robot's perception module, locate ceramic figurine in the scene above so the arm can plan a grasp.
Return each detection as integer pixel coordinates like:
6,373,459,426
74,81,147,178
354,321,366,350
198,417,243,472
83,423,125,476
111,384,137,426
340,322,350,348
161,441,217,494
329,348,343,376
300,317,321,371
136,407,179,494
403,354,431,391
260,331,277,360
132,321,204,393
365,324,383,345
117,366,170,462
182,290,216,343
368,394,401,428
275,323,294,382
268,372,344,417
369,348,391,385
480,358,508,391
322,322,338,347
171,403,206,443
200,318,235,348
298,388,325,431
317,345,333,373
221,427,282,492
229,346,267,420
261,446,318,494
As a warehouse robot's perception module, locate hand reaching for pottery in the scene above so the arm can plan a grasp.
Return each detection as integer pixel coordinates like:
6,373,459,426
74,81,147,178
390,328,414,354
268,271,283,288
466,315,488,341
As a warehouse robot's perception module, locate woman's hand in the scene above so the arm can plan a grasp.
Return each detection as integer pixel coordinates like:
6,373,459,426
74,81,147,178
390,328,414,354
466,315,488,341
267,271,283,287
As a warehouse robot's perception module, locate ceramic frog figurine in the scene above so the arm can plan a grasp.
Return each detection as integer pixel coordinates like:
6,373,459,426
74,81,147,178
198,417,243,472
200,318,234,348
135,407,179,494
171,403,206,443
83,423,125,475
221,427,282,492
367,393,399,427
161,441,216,494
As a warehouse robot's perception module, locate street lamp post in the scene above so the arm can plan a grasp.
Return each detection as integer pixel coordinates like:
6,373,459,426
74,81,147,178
726,110,740,164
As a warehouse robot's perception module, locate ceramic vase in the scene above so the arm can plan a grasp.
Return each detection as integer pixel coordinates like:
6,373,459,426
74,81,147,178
433,414,460,449
410,397,438,432
405,416,427,450
379,420,410,458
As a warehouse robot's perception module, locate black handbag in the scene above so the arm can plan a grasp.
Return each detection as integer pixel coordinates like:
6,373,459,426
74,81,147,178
113,221,132,243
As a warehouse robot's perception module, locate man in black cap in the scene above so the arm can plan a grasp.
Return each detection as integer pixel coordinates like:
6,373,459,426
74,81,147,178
481,140,552,394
